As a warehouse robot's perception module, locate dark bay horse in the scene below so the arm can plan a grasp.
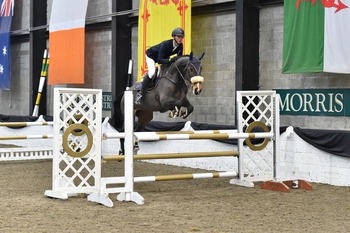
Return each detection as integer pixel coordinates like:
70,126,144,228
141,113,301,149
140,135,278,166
109,52,205,154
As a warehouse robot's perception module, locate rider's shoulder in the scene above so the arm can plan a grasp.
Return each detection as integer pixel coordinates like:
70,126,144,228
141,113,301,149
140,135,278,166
160,39,173,46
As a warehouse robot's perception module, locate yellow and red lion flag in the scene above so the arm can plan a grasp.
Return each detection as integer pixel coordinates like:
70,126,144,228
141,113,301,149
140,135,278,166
48,0,88,84
137,0,191,81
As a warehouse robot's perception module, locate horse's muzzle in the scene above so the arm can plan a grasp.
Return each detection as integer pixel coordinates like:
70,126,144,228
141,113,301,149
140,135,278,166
191,76,204,95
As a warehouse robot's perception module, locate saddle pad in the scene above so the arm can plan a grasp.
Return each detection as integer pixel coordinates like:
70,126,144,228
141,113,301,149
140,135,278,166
134,83,141,91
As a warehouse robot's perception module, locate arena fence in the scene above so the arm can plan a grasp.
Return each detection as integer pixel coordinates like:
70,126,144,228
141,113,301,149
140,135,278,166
0,121,54,161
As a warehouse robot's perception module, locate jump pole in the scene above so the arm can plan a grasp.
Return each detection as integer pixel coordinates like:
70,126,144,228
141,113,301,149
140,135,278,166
0,135,53,140
103,129,238,139
0,122,53,127
103,151,239,161
103,131,273,141
133,172,237,182
102,171,238,187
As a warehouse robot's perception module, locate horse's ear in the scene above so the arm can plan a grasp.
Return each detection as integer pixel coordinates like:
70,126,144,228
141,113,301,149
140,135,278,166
189,51,193,60
198,52,205,60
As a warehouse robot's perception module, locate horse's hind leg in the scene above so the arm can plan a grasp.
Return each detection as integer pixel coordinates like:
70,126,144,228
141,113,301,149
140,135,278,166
119,138,125,155
119,125,125,155
135,111,153,131
133,111,153,154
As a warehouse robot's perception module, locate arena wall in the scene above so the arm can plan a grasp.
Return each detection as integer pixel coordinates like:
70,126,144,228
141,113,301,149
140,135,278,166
2,120,350,187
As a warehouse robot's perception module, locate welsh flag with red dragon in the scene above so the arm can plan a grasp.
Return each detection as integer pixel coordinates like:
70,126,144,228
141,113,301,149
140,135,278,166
283,0,350,74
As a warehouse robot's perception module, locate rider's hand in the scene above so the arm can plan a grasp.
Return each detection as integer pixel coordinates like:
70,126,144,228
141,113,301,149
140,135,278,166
169,56,178,63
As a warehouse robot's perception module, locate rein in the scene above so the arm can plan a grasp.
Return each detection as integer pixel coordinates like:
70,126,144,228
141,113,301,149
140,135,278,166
164,59,193,88
174,62,192,87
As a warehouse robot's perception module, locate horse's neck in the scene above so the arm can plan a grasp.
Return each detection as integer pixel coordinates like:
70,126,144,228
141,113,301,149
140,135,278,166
160,59,187,77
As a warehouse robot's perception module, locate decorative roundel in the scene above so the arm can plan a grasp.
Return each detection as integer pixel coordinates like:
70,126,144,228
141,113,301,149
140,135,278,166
62,123,93,158
68,114,89,136
245,121,270,151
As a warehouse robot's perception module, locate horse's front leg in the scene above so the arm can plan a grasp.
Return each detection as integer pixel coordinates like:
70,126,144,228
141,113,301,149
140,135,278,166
169,106,181,118
167,99,182,118
179,98,194,119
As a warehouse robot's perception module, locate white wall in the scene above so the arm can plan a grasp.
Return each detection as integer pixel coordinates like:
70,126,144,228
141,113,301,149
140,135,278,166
2,121,350,187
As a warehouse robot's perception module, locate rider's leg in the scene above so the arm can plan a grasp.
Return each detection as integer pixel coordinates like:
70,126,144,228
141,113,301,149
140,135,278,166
135,74,152,104
135,55,155,104
145,55,156,78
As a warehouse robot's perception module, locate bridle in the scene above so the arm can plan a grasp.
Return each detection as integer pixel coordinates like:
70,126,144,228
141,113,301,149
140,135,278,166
166,57,203,90
174,61,192,88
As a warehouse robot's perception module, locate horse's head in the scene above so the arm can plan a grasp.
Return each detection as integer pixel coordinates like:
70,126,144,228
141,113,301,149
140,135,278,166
174,52,205,95
188,52,205,95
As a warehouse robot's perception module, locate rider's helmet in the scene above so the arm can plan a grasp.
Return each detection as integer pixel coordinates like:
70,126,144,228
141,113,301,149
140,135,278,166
171,27,185,37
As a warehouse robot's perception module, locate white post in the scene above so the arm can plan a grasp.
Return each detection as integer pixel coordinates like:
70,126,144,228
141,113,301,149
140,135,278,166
117,90,144,204
274,93,281,181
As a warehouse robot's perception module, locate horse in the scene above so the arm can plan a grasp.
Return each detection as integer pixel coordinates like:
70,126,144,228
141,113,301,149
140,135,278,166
109,52,205,155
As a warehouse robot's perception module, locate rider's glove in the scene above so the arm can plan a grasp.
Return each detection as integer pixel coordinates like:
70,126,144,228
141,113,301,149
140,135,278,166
169,56,178,63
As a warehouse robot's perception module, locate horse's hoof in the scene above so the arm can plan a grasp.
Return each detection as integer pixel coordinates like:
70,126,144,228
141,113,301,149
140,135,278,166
133,145,139,154
119,150,124,155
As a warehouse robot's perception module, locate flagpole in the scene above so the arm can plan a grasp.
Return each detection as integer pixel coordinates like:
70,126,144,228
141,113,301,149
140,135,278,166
32,49,49,117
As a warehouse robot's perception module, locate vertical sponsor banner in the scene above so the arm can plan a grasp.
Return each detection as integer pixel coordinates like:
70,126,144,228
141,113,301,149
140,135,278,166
0,0,14,90
282,0,350,74
137,0,191,81
48,0,88,85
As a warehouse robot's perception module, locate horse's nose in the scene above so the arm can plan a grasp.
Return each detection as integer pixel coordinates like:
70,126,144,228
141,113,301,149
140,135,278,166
194,88,202,95
192,82,203,95
193,82,203,95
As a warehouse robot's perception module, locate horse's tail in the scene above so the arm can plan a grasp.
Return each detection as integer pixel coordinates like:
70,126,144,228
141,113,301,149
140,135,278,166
108,92,124,130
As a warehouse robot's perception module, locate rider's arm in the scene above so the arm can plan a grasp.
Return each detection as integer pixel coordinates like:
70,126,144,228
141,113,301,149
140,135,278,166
157,41,172,64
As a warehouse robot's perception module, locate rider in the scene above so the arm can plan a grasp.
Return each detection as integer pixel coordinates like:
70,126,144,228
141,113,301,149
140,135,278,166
135,27,185,104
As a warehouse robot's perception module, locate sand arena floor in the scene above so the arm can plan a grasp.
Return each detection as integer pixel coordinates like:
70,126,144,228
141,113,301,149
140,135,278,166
1,143,350,233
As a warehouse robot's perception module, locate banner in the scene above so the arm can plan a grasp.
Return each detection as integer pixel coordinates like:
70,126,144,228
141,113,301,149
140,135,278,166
277,88,350,116
282,0,350,74
137,0,191,81
48,0,88,85
0,0,14,90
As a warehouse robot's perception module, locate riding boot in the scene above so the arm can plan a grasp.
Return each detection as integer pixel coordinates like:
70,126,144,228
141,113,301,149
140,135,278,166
135,74,152,104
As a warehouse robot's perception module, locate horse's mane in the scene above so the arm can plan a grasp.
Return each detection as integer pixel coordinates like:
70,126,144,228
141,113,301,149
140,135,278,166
161,54,190,69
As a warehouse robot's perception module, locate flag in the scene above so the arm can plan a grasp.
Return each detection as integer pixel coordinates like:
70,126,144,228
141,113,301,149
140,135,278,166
48,0,88,85
0,0,14,90
283,0,350,74
137,0,191,81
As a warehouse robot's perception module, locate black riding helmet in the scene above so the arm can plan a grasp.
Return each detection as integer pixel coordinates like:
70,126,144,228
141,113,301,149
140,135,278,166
171,27,185,37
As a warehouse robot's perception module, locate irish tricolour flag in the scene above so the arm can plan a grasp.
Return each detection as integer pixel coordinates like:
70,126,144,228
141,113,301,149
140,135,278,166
283,0,350,74
48,0,88,84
